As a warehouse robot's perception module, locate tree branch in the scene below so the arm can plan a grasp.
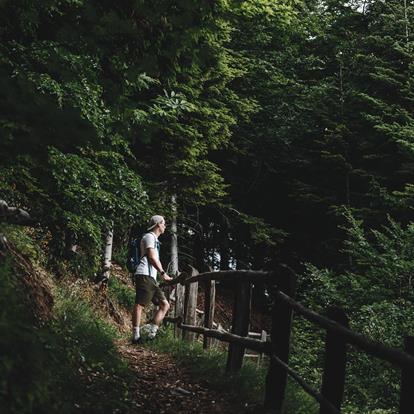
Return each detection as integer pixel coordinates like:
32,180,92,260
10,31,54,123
0,200,35,226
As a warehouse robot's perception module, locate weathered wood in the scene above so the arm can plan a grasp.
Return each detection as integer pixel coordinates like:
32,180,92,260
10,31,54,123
203,279,216,349
183,267,199,342
271,355,340,414
226,281,252,373
178,321,270,353
320,308,349,414
245,330,267,367
264,268,296,413
159,271,188,288
174,283,185,338
258,330,267,367
181,270,274,286
164,316,181,324
399,336,414,414
276,291,414,367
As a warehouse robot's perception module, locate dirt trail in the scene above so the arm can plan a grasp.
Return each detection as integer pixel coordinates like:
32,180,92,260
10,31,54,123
118,341,259,414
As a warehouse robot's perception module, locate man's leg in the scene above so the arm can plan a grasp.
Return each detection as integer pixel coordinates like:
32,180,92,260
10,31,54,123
132,276,153,342
153,300,170,326
147,285,169,339
132,303,144,341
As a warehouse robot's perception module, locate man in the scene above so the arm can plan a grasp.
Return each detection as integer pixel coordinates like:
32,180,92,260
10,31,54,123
132,215,173,344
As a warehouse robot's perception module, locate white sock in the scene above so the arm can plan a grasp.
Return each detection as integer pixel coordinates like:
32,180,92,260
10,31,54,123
133,326,140,340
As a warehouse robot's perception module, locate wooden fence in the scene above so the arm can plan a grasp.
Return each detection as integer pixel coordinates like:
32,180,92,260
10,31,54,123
162,267,414,414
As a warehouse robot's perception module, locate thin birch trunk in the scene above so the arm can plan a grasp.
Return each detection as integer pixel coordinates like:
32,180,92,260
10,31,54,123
102,223,114,281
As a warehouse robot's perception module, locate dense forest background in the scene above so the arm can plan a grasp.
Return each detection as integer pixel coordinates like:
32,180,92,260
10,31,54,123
1,1,414,413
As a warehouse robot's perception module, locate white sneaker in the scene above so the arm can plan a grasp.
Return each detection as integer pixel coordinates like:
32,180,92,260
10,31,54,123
140,324,152,338
148,324,158,339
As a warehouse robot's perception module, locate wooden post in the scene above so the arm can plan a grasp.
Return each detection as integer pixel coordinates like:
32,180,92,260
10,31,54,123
264,267,296,413
399,336,414,414
183,267,199,342
258,330,267,367
174,283,185,337
320,307,349,414
226,280,252,373
203,279,216,349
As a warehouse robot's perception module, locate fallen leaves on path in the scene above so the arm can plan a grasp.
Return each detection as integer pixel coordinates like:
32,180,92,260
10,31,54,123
118,341,260,414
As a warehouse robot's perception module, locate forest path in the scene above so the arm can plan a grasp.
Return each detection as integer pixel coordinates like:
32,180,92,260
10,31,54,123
117,340,255,414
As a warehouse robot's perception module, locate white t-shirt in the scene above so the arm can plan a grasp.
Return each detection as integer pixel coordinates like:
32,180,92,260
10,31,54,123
135,232,159,279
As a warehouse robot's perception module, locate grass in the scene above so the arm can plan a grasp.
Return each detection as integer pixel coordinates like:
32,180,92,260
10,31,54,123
49,285,134,413
0,258,135,414
107,276,135,309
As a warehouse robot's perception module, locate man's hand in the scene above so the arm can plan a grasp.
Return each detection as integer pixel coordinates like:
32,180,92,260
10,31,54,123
162,273,173,282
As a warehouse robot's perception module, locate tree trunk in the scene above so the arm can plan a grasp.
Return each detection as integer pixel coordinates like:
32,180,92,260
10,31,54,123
170,194,179,276
219,215,230,271
171,194,184,337
102,223,114,281
194,210,206,272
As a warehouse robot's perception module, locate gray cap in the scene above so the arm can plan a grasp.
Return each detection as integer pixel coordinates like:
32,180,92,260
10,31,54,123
147,215,165,231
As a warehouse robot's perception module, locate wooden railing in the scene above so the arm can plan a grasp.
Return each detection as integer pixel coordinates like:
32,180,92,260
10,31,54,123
161,267,414,414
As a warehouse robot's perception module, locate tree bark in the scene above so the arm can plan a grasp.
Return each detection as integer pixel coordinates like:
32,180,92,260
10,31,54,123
219,214,230,270
171,194,184,337
102,223,114,281
170,194,179,276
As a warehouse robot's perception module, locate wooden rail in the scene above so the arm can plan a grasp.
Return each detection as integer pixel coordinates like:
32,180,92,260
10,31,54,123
162,267,414,414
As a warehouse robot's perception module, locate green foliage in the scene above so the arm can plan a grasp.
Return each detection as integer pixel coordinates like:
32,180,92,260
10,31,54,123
0,225,46,265
297,211,414,412
2,1,414,411
0,259,133,414
107,277,135,309
0,0,156,273
282,378,318,414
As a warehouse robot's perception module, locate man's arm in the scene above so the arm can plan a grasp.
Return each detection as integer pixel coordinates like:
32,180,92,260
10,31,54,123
147,248,173,281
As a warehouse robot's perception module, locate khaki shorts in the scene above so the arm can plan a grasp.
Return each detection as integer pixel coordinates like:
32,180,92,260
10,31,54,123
134,275,167,306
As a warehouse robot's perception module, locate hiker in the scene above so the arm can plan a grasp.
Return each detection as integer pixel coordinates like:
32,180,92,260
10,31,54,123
132,215,173,344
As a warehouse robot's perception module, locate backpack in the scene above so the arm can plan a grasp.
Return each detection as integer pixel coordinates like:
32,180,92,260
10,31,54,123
126,238,140,273
126,233,156,275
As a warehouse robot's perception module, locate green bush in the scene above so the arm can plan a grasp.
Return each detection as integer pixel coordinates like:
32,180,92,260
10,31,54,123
296,213,414,413
107,276,135,309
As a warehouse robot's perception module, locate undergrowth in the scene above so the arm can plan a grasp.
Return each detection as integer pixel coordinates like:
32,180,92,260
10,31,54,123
0,258,134,414
107,276,135,309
